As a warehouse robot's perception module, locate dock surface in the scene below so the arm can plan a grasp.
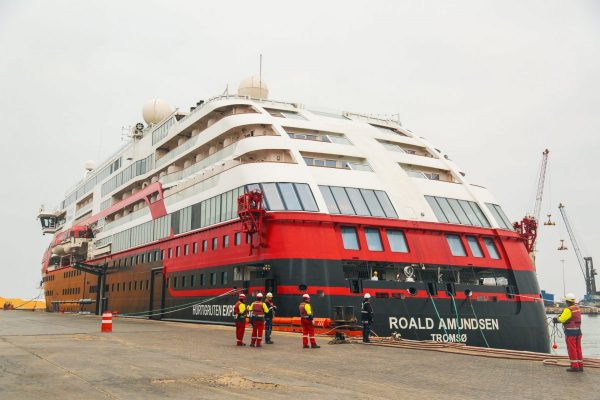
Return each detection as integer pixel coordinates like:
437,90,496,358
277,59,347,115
0,311,596,400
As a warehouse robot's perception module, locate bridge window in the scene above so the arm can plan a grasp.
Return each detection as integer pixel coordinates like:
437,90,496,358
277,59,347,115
365,228,383,251
386,230,408,253
466,236,483,258
341,227,360,250
483,237,500,259
446,234,466,256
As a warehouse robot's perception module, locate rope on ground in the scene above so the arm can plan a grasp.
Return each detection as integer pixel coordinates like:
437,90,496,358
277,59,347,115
350,336,600,369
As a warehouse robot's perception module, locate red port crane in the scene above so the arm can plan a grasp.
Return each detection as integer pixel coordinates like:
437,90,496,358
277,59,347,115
513,149,550,255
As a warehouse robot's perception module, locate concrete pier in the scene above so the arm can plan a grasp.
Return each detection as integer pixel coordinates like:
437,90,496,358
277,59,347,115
0,311,596,400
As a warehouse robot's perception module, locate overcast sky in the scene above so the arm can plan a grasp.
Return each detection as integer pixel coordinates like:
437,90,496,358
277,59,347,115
1,1,598,301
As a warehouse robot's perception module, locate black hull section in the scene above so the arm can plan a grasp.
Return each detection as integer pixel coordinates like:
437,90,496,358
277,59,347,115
160,294,550,353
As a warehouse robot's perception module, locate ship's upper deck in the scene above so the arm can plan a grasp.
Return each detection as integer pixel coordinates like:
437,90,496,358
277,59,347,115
40,77,515,261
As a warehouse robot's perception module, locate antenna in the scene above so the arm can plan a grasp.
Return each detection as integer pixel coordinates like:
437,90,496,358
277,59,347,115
259,54,263,95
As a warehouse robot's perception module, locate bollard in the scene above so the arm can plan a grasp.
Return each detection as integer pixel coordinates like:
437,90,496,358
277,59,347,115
101,312,113,333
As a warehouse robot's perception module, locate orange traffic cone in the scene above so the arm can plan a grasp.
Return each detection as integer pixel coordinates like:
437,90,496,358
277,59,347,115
101,312,113,333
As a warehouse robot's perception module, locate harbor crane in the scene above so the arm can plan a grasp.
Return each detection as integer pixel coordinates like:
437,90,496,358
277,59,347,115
513,149,551,255
558,203,598,303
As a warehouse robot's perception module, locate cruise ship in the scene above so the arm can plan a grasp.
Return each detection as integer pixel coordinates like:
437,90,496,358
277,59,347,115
38,77,549,352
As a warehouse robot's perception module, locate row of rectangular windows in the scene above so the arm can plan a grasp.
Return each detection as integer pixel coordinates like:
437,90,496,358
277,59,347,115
64,270,82,279
111,232,250,268
108,280,149,293
341,226,501,260
446,234,500,259
169,270,227,289
63,158,122,208
104,182,319,254
425,195,491,228
62,287,81,295
43,275,55,282
320,185,398,219
341,227,409,252
101,154,154,197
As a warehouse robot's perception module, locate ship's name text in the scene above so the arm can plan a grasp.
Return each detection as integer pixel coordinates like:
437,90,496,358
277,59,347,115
388,317,499,331
192,304,234,317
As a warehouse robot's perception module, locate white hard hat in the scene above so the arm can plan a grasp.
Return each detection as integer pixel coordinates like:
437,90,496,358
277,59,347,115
266,292,273,298
256,292,263,298
564,293,576,302
239,293,246,299
364,293,371,299
302,294,310,299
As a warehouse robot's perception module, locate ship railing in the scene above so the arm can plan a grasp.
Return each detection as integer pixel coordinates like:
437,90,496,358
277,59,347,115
155,134,203,169
74,202,93,219
103,207,150,233
160,144,239,186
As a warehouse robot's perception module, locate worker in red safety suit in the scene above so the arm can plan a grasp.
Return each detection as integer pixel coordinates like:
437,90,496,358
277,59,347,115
249,293,269,347
233,293,248,346
299,294,320,349
553,293,583,372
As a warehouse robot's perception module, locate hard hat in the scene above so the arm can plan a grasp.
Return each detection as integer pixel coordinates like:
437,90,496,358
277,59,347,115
266,292,273,298
239,293,246,299
302,294,310,300
256,292,263,298
564,293,576,302
364,293,371,299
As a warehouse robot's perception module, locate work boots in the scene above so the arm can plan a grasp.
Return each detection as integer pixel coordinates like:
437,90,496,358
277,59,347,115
566,367,579,372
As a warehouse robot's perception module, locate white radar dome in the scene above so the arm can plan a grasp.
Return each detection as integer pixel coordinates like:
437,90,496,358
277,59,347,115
142,99,173,125
238,76,269,99
84,160,96,171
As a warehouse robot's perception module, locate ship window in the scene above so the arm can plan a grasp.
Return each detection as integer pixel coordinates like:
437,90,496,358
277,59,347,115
277,183,302,210
346,188,370,216
193,242,198,254
202,240,208,252
134,281,137,290
295,183,318,211
446,235,467,256
447,198,470,225
210,273,216,286
302,157,314,166
181,276,186,288
365,228,383,251
128,281,132,291
184,244,189,256
470,203,491,227
223,235,229,248
168,248,172,258
341,227,360,250
212,237,218,250
221,271,228,285
261,183,285,210
361,189,386,217
375,191,398,218
426,196,447,222
330,186,355,215
436,198,460,224
458,200,482,227
319,186,340,214
466,236,484,257
235,232,242,246
485,203,513,230
387,230,409,253
173,277,177,289
483,238,500,259
191,274,196,287
161,250,165,260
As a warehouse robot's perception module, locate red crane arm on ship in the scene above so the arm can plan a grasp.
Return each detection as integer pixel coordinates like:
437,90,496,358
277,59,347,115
237,190,266,252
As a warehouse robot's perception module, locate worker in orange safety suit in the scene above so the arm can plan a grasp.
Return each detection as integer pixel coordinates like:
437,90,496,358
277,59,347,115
553,293,583,372
233,293,248,346
249,293,269,347
299,294,320,349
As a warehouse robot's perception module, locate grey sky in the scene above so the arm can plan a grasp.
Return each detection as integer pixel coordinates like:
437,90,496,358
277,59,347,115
1,0,598,300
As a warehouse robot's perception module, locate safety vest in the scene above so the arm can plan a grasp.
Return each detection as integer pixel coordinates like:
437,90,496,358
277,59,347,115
234,301,247,322
564,305,582,334
251,301,266,318
299,301,312,318
265,299,275,320
361,300,373,322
